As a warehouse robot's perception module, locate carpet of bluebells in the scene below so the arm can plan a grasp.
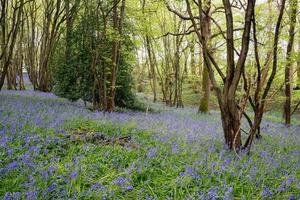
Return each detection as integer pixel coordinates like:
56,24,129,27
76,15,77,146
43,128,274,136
0,90,300,199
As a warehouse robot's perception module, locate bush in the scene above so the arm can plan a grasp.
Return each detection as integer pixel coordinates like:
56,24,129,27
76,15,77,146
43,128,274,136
51,6,140,110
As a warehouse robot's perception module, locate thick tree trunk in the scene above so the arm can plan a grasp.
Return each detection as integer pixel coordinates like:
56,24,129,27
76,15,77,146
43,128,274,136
199,67,210,113
0,0,24,91
199,1,211,113
284,0,297,125
0,0,7,90
220,98,242,150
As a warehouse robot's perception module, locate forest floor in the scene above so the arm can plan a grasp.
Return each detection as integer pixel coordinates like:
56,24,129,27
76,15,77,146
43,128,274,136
0,90,300,199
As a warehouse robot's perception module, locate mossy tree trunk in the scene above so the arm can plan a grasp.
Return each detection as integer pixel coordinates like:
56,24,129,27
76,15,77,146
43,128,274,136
198,1,211,114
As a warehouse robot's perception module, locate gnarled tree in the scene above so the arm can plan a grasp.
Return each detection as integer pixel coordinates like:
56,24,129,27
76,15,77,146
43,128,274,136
167,0,255,151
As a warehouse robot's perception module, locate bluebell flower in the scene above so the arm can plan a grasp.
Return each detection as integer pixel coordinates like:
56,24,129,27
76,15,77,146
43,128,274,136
70,171,78,180
126,185,134,191
207,187,218,199
47,184,56,192
262,186,273,198
26,191,37,200
172,145,178,154
8,161,18,171
114,176,127,186
91,182,101,190
224,187,233,200
4,192,11,200
48,166,55,174
40,170,49,179
146,147,157,158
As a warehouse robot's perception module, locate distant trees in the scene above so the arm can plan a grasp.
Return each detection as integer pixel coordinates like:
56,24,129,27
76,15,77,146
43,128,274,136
140,1,190,107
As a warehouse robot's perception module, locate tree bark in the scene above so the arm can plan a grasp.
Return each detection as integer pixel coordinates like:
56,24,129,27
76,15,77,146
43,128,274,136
244,0,286,150
146,36,157,102
297,32,300,89
106,0,126,112
199,3,211,113
38,0,64,92
284,0,297,125
24,1,39,90
0,0,24,91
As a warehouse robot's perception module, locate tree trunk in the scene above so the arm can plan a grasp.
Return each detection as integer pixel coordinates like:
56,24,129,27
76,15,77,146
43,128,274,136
106,0,126,112
190,39,196,76
24,1,39,90
198,1,211,113
284,0,297,125
199,66,210,113
244,107,263,148
243,0,286,151
0,0,24,91
37,0,64,92
146,36,157,102
297,32,300,89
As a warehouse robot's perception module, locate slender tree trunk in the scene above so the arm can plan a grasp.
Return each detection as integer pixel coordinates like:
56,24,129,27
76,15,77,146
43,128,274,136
65,0,72,66
163,36,172,105
106,0,126,112
297,32,300,89
19,17,25,90
38,0,64,92
244,0,286,150
146,36,157,102
25,1,39,90
190,39,196,76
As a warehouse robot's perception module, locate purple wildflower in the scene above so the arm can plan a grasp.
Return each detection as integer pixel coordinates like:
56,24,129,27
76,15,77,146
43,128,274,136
26,191,37,200
262,186,273,198
91,182,101,190
172,145,178,154
114,176,127,186
126,185,134,191
70,171,78,180
146,147,157,158
47,184,56,192
8,161,18,171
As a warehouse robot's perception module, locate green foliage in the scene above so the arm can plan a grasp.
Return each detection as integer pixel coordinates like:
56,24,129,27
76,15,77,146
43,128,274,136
51,2,141,109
